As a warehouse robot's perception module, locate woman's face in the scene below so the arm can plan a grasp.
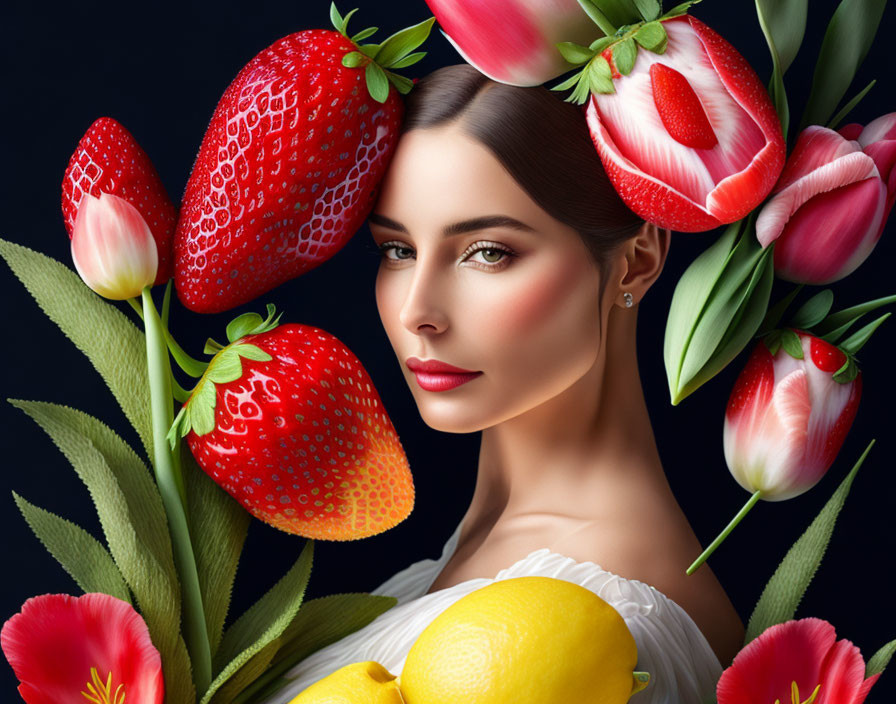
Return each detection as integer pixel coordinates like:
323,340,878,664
370,125,611,433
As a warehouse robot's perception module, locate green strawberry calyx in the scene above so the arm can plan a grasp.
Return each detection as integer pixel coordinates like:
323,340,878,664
551,0,702,104
330,2,435,103
166,304,282,446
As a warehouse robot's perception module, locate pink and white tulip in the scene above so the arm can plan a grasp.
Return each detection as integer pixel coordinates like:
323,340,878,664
71,192,159,300
423,0,602,86
1,593,164,704
585,15,785,232
723,332,861,502
755,116,896,284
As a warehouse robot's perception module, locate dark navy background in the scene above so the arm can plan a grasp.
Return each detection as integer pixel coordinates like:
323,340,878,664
2,0,894,699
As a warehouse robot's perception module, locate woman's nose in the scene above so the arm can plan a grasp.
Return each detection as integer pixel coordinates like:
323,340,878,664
398,259,450,334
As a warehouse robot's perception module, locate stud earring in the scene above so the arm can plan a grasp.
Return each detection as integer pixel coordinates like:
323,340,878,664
623,292,634,308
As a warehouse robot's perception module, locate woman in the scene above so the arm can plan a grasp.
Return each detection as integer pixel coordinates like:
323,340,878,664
264,63,744,704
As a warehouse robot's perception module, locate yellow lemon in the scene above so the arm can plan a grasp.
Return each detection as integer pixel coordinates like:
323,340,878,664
287,661,404,703
398,576,650,703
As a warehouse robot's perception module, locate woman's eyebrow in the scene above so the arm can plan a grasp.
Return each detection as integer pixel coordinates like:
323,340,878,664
368,213,536,237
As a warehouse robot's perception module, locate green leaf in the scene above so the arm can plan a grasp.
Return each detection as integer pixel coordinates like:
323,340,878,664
551,69,586,93
789,289,834,330
780,328,804,359
866,638,896,678
350,26,378,43
233,593,399,704
374,16,436,69
613,37,638,74
755,0,808,74
632,0,662,20
329,2,343,33
840,312,891,355
801,0,887,128
827,79,876,129
576,0,619,37
745,439,874,644
557,41,597,65
342,51,366,68
202,541,314,704
339,7,359,35
234,343,272,362
664,223,742,403
589,36,616,52
832,355,859,384
659,0,703,18
12,400,194,704
758,284,804,336
588,56,615,94
386,50,427,69
358,42,381,60
12,491,131,603
385,70,415,95
588,0,642,26
365,61,390,103
763,330,784,357
208,349,245,385
634,21,668,52
181,444,250,661
209,639,281,704
0,238,153,459
189,380,218,436
815,293,896,342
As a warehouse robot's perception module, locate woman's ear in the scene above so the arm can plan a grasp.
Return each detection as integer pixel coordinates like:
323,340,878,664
613,222,671,308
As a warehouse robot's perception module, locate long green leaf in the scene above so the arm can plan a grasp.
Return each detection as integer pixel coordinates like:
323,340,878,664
181,444,251,659
374,16,435,69
12,400,194,704
591,0,642,25
815,293,896,342
866,638,896,677
12,491,131,603
755,0,808,73
203,542,314,704
209,639,282,704
827,79,876,129
840,312,891,355
789,289,834,329
664,223,742,402
0,239,153,458
745,439,874,644
234,593,399,704
801,0,887,128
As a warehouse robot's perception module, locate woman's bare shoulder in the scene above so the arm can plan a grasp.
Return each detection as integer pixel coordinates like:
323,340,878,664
551,509,745,668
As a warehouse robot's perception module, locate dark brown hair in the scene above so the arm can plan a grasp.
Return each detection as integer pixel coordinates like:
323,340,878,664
401,63,645,297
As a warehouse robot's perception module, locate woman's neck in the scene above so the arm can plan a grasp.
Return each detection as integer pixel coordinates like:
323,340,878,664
465,307,666,527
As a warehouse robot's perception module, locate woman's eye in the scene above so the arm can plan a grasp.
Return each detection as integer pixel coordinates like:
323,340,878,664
376,241,515,269
378,243,414,260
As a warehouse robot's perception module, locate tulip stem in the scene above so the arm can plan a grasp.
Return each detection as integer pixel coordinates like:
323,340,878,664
141,286,213,697
687,489,763,575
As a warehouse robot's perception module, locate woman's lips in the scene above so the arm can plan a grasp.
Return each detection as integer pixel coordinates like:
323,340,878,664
412,370,483,392
405,358,482,392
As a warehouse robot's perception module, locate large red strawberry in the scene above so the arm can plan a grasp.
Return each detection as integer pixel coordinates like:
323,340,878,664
168,305,414,540
62,116,176,284
174,4,435,313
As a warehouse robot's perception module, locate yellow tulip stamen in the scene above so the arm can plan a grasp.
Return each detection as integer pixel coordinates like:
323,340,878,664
81,666,126,704
774,680,822,704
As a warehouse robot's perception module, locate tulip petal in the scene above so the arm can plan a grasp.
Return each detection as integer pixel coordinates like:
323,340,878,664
716,619,834,704
815,638,866,704
855,673,882,704
686,15,785,223
863,139,896,184
857,112,896,146
838,123,864,141
775,126,862,193
755,151,880,248
772,177,886,283
1,593,164,704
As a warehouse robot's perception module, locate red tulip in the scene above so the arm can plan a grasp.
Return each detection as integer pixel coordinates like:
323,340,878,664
585,14,785,232
1,593,164,704
723,332,861,502
717,618,880,704
423,0,601,86
755,115,896,284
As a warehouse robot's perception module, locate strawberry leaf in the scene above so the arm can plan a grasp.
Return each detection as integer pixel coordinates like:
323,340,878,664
227,312,264,343
234,344,272,362
589,36,616,52
208,350,244,385
350,26,378,43
385,70,415,95
375,16,435,69
660,0,703,19
557,41,597,65
365,61,390,103
358,43,381,60
551,68,585,93
613,37,638,74
839,312,891,356
780,329,804,359
342,51,366,68
329,2,344,33
190,381,218,436
386,51,427,70
763,330,784,357
832,355,859,383
588,56,615,94
789,289,834,330
634,21,667,53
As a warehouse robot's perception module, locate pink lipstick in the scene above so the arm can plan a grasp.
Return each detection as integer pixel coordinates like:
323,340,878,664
406,357,483,392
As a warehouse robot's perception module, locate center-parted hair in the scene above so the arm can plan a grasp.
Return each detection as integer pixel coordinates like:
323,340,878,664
400,63,645,296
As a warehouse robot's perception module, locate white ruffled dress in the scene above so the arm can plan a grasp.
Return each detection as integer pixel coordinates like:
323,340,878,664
261,516,724,704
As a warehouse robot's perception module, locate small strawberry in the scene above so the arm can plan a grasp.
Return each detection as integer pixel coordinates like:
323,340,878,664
62,116,176,284
169,305,415,540
174,3,435,313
